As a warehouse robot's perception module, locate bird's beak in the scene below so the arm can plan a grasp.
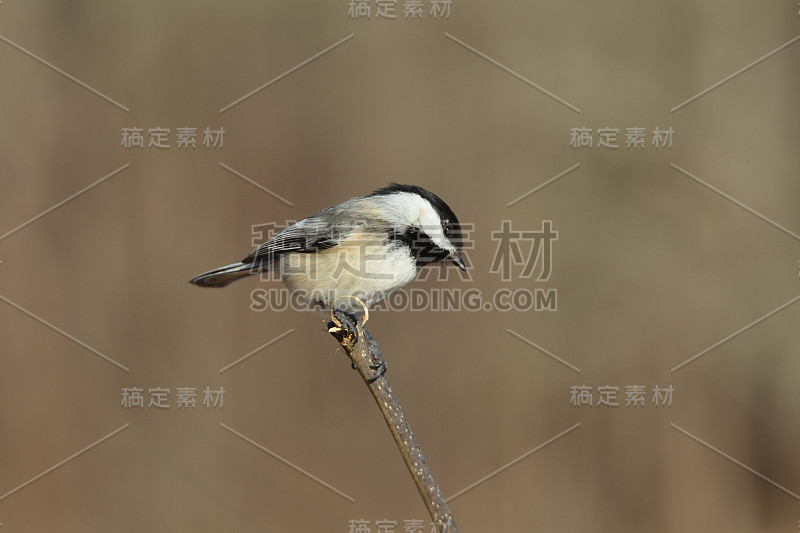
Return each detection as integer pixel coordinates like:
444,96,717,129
450,251,466,271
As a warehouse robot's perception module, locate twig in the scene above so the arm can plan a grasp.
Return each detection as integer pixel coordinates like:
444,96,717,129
328,309,460,533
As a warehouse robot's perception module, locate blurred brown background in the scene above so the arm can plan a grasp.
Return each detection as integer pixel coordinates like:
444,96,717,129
1,2,799,531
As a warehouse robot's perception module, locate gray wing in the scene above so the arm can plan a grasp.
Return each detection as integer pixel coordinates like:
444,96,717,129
242,216,339,264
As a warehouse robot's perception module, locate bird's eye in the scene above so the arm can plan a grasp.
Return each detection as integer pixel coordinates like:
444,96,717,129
444,224,455,238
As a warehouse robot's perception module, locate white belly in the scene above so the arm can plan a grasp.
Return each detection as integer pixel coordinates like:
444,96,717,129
280,241,417,309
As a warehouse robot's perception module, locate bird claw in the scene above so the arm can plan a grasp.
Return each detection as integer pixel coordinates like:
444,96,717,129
365,357,387,383
329,308,386,381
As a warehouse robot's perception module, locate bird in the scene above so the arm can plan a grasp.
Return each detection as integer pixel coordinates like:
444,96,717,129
189,183,465,313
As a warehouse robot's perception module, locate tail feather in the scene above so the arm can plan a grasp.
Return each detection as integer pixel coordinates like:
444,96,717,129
189,261,257,288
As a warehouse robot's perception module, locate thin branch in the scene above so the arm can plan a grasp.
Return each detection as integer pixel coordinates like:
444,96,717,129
328,310,459,533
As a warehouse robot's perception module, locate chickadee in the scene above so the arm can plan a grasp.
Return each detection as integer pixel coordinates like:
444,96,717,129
189,183,465,313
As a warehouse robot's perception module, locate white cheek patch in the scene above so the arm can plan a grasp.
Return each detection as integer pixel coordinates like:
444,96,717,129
373,191,456,253
382,192,453,252
416,206,452,252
